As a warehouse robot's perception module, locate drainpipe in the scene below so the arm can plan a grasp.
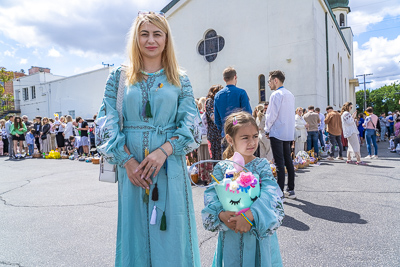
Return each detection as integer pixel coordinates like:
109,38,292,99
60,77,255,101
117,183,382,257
325,12,330,106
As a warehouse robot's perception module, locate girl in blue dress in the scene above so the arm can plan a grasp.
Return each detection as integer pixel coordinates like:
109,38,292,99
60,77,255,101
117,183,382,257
202,112,284,266
95,11,201,266
357,113,365,145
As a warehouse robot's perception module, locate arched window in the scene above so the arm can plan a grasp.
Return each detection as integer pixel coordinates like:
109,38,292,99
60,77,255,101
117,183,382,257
197,30,225,62
259,74,266,102
340,13,345,27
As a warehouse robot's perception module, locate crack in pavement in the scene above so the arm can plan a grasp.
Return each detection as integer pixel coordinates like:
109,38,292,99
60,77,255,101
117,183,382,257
199,232,218,248
0,261,24,267
0,172,117,208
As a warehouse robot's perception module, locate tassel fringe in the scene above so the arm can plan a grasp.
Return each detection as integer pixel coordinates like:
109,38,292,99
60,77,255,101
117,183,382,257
145,100,153,118
152,183,159,201
160,211,166,231
150,206,157,225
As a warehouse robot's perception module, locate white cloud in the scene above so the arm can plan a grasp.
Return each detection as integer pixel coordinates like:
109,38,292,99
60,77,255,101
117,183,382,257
4,50,14,57
349,0,400,35
19,58,27,64
354,35,400,89
48,47,61,57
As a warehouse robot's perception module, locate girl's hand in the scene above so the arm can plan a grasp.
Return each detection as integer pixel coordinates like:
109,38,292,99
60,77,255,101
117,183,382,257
229,212,253,234
218,211,236,231
19,128,23,131
135,149,167,183
125,158,149,189
16,134,19,137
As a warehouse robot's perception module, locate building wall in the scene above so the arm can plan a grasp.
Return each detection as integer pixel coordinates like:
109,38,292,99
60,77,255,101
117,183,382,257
4,72,26,95
166,0,355,111
14,68,111,119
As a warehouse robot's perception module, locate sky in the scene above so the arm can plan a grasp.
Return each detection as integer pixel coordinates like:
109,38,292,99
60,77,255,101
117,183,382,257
0,0,399,91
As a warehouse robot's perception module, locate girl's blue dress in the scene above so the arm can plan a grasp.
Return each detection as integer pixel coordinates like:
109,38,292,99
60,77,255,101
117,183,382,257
202,158,284,267
96,67,202,266
358,118,365,137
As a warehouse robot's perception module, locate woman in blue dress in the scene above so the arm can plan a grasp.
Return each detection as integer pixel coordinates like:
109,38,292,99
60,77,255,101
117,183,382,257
95,11,201,266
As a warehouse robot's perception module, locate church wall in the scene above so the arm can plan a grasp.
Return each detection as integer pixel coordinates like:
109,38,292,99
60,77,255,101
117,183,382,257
166,0,354,112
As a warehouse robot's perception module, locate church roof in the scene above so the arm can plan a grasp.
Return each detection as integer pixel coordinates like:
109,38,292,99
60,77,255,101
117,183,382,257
161,0,180,13
328,0,349,9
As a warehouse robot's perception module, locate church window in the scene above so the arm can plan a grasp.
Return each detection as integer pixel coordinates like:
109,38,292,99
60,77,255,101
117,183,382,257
259,75,266,102
340,14,345,26
198,29,225,62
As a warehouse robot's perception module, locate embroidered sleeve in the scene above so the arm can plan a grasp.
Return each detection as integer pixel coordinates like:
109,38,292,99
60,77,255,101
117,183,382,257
168,74,202,155
95,67,131,167
342,112,355,126
201,163,229,232
250,159,284,240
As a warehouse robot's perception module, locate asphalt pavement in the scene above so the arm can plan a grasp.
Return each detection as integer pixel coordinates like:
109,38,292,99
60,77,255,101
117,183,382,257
0,141,399,267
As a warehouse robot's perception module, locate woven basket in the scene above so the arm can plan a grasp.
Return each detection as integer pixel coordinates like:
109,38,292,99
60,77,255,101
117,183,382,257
92,158,100,164
32,153,41,158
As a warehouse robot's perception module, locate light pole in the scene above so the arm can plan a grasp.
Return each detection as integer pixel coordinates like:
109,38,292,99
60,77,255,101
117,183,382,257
356,73,373,111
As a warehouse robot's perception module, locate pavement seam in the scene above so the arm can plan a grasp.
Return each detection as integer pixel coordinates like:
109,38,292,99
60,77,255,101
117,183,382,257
0,261,24,267
199,232,218,248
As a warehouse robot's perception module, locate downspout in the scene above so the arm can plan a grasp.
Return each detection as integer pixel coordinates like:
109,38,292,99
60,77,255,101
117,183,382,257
325,12,330,106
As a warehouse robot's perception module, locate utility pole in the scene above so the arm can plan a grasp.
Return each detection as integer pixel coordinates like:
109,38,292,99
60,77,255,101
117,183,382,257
356,73,373,111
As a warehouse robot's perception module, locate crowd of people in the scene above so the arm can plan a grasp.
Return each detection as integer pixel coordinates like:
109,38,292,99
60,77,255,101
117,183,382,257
0,114,97,159
191,67,400,196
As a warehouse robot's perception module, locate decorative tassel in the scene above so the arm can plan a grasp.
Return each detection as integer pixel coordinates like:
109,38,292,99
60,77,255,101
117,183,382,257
165,160,168,172
152,183,159,201
150,205,157,225
160,211,167,231
143,192,149,203
145,100,153,118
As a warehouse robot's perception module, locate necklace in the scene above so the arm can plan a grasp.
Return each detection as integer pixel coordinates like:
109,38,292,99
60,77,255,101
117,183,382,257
140,69,164,76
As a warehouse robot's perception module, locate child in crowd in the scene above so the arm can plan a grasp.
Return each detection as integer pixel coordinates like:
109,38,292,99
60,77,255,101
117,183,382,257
25,129,35,158
202,111,284,266
66,136,76,155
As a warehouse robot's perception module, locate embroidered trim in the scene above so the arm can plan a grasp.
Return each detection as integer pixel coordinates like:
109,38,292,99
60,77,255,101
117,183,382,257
181,157,194,265
140,69,164,76
121,154,134,167
239,234,244,267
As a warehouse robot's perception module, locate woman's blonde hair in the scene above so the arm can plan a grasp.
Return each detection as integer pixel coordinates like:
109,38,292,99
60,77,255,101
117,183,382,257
0,119,5,128
198,97,207,111
340,102,352,115
295,107,303,114
126,13,181,87
223,111,258,159
66,115,73,123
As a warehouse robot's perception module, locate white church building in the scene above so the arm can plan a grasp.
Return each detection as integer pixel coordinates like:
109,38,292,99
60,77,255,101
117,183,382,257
162,0,359,110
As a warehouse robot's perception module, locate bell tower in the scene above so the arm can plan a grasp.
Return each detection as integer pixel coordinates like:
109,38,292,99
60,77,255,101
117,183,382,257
328,0,350,27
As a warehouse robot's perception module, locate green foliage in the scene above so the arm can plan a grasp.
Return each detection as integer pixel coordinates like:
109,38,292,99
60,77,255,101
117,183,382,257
0,67,14,97
356,82,400,114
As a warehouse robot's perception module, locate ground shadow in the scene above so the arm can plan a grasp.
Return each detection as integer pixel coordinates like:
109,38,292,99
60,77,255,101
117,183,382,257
281,215,310,231
285,199,368,224
295,169,310,174
365,164,395,169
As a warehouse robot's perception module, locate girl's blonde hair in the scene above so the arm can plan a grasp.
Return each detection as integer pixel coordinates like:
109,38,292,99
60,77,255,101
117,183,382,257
223,111,258,159
198,97,207,112
255,104,264,121
126,13,181,87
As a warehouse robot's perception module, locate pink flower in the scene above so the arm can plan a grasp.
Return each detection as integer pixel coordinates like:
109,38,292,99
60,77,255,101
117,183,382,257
237,172,255,188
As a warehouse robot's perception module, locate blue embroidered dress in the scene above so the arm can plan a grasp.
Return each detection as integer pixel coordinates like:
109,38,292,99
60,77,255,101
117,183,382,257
202,158,284,267
96,67,201,266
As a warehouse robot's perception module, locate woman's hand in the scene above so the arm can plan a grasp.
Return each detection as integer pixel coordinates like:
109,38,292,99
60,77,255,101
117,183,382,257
218,211,236,231
125,158,149,189
16,134,19,137
135,148,167,183
19,128,24,131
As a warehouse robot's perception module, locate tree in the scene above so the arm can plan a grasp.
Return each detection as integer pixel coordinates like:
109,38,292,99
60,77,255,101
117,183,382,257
356,82,400,114
0,67,14,97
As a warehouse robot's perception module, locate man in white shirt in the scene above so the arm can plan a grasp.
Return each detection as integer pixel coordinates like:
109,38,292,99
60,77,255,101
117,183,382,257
315,107,325,149
5,115,14,159
264,70,296,199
